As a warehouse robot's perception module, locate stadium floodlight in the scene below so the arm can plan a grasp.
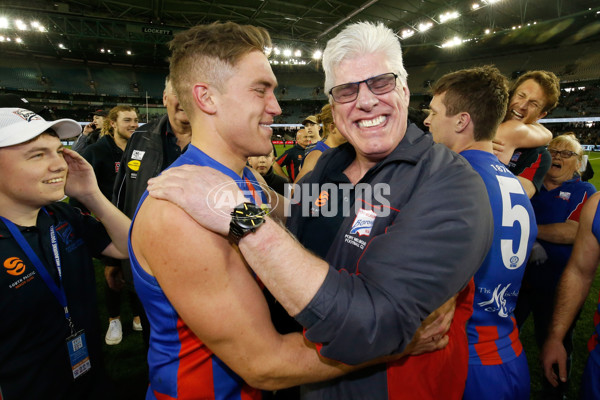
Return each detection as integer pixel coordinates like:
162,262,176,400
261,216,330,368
401,29,415,39
15,20,28,31
126,50,132,55
283,48,292,57
294,49,301,57
312,50,322,60
273,47,281,55
0,17,8,29
0,36,5,42
264,46,272,56
472,3,480,10
58,43,66,49
418,22,433,32
484,28,491,34
441,36,462,48
439,11,460,24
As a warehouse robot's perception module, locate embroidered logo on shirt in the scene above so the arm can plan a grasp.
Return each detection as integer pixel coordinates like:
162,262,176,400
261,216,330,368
56,221,84,253
131,150,145,160
559,191,571,201
114,161,121,173
4,257,26,276
349,208,377,237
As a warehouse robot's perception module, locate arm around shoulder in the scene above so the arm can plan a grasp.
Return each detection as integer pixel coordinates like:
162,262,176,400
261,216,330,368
131,196,356,389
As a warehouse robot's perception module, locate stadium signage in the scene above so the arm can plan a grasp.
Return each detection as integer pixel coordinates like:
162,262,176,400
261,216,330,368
142,27,173,35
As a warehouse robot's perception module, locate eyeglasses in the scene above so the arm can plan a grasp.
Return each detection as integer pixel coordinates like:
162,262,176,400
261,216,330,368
329,72,398,104
548,149,579,158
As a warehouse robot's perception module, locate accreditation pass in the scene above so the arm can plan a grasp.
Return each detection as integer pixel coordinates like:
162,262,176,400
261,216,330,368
66,330,91,379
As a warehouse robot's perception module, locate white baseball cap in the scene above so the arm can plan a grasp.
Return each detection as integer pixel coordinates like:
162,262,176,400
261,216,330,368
0,108,81,148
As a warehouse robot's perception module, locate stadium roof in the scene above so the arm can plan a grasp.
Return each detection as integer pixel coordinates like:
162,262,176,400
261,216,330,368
0,0,599,69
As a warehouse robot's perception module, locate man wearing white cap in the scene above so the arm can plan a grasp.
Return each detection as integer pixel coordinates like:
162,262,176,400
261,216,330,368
0,108,131,399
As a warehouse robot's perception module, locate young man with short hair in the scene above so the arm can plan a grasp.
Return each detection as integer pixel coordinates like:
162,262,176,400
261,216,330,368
0,107,130,399
424,66,537,400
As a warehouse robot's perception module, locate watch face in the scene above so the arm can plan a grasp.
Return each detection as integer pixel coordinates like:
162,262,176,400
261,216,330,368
232,203,267,230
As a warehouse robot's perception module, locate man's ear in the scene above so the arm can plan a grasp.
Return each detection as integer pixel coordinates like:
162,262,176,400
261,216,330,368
456,112,471,133
192,83,216,114
536,111,548,121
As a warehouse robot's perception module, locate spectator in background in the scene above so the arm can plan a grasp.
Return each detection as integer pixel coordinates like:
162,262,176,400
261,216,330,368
294,104,346,183
0,107,130,400
72,110,108,154
112,75,192,348
275,128,308,181
247,149,289,195
515,133,596,399
301,115,322,153
493,70,560,198
70,105,142,347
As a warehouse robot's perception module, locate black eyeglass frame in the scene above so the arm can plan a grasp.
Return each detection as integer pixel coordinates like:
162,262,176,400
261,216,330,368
328,72,399,104
548,149,580,159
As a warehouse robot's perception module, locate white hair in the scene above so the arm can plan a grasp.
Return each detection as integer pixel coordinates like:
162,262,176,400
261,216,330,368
322,21,408,96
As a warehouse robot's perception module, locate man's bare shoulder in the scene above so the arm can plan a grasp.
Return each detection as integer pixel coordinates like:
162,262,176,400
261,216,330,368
131,195,239,278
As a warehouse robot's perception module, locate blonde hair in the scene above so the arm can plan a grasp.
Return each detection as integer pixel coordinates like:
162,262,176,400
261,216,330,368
168,22,271,120
101,105,137,137
317,104,334,140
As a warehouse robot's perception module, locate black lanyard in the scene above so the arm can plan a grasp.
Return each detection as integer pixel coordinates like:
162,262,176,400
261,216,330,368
0,210,76,335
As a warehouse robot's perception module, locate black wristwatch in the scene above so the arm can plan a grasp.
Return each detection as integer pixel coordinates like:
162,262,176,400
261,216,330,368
228,202,267,245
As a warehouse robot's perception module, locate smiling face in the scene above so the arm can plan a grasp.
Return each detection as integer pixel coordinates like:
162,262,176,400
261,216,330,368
111,110,139,141
506,79,548,124
214,50,282,158
331,52,409,163
0,133,68,212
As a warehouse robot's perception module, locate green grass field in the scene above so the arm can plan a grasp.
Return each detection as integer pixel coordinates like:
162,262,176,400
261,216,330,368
95,150,600,399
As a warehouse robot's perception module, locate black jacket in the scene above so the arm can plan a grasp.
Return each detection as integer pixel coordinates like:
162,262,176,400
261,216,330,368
112,115,170,218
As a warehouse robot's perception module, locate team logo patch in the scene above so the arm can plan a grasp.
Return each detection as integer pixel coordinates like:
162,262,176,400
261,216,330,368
114,161,121,173
510,151,522,163
349,208,377,237
128,160,141,171
559,191,571,201
131,150,145,160
13,109,43,122
4,257,26,276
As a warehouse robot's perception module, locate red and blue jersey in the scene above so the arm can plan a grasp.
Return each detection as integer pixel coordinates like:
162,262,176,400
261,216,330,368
129,145,265,400
461,150,537,365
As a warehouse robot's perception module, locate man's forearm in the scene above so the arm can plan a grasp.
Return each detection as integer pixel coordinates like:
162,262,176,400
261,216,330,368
547,266,592,341
537,221,578,244
239,217,328,316
80,192,131,255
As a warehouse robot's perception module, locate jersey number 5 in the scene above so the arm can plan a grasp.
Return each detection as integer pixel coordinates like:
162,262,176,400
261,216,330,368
498,176,530,270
